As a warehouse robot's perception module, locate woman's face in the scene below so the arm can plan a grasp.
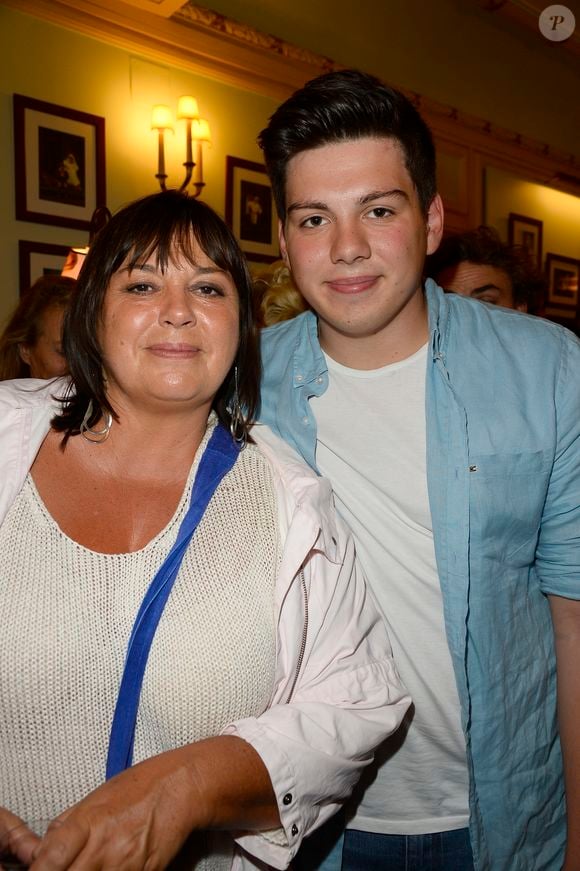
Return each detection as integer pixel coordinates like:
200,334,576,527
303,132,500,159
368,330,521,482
19,303,67,379
99,240,240,416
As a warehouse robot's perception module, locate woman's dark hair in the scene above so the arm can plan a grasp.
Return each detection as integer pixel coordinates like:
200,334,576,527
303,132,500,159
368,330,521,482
0,275,75,380
258,68,437,219
53,190,260,442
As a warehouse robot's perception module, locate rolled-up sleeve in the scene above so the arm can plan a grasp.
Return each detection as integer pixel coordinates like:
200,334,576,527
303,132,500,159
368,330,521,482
536,331,580,599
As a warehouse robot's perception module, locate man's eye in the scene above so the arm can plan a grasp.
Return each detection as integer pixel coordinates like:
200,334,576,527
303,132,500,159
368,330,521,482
301,215,326,228
368,207,392,218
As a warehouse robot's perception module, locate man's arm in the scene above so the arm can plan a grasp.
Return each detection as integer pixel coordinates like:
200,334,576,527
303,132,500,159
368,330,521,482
549,595,580,871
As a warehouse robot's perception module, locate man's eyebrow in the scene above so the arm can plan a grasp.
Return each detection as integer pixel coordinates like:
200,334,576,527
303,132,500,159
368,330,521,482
287,200,328,215
471,284,501,295
360,189,408,205
287,189,409,215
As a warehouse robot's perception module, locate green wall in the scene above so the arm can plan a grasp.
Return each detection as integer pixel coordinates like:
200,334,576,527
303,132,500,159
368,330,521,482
0,6,278,324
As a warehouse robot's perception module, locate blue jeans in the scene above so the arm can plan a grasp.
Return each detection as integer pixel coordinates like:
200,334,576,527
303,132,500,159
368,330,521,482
295,823,474,871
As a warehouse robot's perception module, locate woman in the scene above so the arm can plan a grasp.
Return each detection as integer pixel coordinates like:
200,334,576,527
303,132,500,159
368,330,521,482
0,191,409,871
0,275,74,380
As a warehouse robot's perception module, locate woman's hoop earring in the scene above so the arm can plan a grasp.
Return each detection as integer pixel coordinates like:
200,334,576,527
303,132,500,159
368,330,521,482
229,366,247,448
80,399,112,444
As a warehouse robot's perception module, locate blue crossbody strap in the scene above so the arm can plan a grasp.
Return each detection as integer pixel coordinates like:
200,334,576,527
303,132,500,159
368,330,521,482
105,423,240,780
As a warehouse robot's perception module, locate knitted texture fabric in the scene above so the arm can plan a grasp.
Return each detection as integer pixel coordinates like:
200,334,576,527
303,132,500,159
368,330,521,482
0,421,279,870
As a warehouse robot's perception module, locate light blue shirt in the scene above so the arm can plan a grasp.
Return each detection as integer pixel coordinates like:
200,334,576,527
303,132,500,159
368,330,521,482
259,279,580,870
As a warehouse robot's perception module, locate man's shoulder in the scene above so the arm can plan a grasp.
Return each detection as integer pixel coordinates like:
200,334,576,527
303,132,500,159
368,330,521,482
260,311,316,358
445,292,578,356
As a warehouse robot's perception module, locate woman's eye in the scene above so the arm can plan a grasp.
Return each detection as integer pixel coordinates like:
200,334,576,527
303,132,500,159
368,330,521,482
126,282,154,294
196,284,223,297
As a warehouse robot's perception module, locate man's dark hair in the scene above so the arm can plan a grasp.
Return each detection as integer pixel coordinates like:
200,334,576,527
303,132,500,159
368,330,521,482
258,68,437,220
52,190,260,443
427,225,546,310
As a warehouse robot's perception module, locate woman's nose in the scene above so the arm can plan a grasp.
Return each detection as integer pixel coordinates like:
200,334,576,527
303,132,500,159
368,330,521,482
159,287,197,327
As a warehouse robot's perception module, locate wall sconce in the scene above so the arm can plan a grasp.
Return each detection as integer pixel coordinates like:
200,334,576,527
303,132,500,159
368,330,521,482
151,96,211,197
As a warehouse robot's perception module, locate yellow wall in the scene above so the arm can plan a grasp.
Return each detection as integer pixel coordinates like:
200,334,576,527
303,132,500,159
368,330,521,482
485,166,580,265
0,6,279,324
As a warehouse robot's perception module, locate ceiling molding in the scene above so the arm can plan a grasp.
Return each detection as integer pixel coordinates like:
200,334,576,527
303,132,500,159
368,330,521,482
115,0,190,17
3,0,578,187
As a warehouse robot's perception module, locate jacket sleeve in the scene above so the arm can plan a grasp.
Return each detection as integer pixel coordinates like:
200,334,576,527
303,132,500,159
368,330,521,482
223,512,410,869
535,330,580,598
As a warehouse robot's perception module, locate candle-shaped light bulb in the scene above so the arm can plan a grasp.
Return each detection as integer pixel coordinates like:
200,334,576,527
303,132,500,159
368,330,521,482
192,118,211,142
177,95,199,120
151,104,173,131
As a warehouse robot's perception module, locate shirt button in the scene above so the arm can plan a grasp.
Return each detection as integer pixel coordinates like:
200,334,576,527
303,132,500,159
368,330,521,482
291,824,299,836
296,374,303,382
283,793,292,805
302,416,309,426
316,376,323,383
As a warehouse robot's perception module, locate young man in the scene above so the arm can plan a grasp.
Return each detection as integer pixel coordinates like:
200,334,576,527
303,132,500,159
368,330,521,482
257,69,580,871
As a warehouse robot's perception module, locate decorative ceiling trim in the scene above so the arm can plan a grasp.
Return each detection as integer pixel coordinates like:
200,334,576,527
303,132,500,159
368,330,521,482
2,0,578,189
114,0,190,17
175,3,335,72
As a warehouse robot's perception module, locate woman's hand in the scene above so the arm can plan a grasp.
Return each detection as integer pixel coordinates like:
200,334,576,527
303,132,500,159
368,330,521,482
29,737,278,870
0,808,41,869
29,747,200,871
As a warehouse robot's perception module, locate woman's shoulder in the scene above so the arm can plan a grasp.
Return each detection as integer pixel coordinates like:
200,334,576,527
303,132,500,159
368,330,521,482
249,424,334,515
0,376,68,410
249,423,321,482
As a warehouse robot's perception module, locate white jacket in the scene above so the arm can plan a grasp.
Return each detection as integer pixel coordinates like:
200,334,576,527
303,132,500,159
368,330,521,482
0,379,410,870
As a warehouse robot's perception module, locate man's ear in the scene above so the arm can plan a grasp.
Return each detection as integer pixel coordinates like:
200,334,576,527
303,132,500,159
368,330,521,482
426,194,444,256
18,343,32,366
278,219,290,266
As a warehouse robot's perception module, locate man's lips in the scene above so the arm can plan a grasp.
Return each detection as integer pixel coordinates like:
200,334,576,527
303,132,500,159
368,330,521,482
325,275,379,294
147,343,200,357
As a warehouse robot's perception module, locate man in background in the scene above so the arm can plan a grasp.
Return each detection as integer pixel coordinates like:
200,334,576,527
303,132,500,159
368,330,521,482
257,69,580,871
427,224,545,312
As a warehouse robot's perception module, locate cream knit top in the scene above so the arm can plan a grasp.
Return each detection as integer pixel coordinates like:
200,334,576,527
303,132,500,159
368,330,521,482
0,419,279,870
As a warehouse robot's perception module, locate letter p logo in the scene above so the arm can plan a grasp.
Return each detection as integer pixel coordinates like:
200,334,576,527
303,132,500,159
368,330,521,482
539,5,576,40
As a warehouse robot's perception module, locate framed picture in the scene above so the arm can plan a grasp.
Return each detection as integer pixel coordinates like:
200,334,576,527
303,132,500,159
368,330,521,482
544,252,580,321
508,213,543,270
14,94,106,230
225,156,278,262
18,240,70,295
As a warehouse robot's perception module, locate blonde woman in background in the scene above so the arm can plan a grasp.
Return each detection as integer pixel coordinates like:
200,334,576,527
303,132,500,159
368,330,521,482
253,260,309,328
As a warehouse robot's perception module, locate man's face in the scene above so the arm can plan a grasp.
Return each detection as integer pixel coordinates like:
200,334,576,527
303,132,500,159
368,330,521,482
436,261,524,311
279,136,443,366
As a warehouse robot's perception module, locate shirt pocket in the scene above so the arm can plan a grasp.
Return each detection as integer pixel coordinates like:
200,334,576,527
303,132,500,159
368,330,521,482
467,449,552,565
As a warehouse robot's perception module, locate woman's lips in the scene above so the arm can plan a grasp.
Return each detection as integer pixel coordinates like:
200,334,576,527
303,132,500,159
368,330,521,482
326,275,379,294
147,343,199,357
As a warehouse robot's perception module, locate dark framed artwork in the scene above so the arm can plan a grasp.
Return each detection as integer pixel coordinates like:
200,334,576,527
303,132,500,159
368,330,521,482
508,213,543,270
18,240,70,295
225,156,278,262
13,94,106,230
544,252,580,322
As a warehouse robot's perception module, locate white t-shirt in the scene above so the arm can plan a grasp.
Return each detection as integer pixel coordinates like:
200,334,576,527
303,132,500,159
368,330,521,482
312,343,469,835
